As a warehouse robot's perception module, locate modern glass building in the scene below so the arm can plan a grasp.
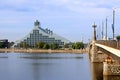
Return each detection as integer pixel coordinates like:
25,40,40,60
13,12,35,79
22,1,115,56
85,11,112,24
14,20,70,48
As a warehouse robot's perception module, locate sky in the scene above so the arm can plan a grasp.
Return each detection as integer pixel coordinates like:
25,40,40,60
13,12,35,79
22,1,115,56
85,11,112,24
0,0,120,43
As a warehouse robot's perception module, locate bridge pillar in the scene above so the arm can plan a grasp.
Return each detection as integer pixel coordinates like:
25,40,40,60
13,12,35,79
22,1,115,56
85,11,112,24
91,41,107,62
89,40,120,76
91,41,97,62
103,61,120,75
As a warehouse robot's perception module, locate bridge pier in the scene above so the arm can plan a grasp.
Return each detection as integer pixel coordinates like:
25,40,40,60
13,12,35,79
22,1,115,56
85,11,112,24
89,40,120,76
103,61,120,75
90,41,107,63
104,75,120,80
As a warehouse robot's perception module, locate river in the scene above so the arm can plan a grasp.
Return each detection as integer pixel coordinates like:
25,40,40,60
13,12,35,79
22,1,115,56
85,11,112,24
0,52,91,80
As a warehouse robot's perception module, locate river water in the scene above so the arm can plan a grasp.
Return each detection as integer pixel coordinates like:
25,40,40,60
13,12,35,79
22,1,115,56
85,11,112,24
0,52,91,80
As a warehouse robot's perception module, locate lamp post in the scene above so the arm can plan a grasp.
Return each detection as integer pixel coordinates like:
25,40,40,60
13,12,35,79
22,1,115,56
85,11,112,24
101,22,104,40
112,10,115,40
92,22,97,41
106,18,108,40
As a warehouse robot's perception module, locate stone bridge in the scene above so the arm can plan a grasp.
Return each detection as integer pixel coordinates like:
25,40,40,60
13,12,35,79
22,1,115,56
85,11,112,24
89,40,120,75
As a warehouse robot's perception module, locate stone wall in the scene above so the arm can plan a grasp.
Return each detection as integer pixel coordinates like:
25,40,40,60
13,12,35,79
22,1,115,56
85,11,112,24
103,62,120,75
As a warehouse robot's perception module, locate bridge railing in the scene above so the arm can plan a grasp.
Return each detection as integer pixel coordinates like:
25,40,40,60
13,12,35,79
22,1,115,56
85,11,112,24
96,40,120,49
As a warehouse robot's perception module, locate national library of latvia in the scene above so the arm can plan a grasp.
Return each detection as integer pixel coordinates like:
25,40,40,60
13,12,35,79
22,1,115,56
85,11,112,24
14,20,70,48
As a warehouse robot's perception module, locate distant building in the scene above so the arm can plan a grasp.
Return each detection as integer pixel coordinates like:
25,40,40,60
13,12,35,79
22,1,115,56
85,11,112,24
14,20,70,48
0,39,9,48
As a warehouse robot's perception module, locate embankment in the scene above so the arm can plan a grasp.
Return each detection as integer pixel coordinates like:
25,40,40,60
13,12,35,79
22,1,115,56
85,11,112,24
0,48,88,53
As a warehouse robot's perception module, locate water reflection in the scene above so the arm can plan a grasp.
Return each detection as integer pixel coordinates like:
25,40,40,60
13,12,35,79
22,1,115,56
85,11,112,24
0,56,8,58
91,63,120,80
32,54,40,80
0,53,91,80
20,56,83,59
91,63,103,80
104,76,120,80
27,53,86,80
0,53,8,58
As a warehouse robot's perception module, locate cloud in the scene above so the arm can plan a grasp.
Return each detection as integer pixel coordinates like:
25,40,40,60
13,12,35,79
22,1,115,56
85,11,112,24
0,0,119,25
26,0,117,21
0,0,120,42
0,0,118,14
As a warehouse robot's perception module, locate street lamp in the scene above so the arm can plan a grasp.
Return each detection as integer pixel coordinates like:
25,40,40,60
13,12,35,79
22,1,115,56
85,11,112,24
92,22,97,41
106,18,108,40
112,10,115,40
112,7,120,40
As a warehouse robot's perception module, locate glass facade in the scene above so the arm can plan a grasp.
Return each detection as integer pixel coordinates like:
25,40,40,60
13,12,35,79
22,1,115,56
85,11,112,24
15,20,70,47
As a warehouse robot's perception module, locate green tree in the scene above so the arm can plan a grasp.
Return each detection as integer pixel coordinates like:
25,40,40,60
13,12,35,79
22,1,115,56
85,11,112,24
19,42,29,49
19,42,23,48
43,43,50,49
23,42,29,49
72,43,75,49
37,42,45,49
50,43,59,50
0,42,4,48
116,35,120,41
75,42,84,49
72,42,84,49
64,43,69,48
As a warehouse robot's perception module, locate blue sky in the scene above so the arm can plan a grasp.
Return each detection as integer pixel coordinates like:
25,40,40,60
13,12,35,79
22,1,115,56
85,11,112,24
0,0,120,42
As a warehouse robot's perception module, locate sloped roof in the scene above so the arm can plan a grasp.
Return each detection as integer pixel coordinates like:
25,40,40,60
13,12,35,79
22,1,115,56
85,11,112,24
15,22,70,45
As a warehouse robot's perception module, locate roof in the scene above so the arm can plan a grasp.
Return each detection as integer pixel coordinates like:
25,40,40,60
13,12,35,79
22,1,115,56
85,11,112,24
15,21,70,44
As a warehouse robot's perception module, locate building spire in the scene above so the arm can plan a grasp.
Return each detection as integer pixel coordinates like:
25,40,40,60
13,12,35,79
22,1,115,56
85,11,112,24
34,20,40,28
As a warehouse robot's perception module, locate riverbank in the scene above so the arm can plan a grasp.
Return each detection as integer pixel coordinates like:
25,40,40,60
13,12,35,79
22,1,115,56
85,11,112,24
0,48,87,53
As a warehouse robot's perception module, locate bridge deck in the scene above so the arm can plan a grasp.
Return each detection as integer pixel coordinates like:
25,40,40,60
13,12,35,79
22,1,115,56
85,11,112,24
95,43,120,57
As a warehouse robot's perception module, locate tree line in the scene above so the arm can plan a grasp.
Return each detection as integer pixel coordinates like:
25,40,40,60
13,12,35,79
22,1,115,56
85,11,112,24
17,41,84,50
0,41,85,49
71,42,84,49
0,42,14,48
18,42,60,50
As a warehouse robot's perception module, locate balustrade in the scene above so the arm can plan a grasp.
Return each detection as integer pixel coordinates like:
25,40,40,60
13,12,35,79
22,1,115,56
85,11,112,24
96,40,120,49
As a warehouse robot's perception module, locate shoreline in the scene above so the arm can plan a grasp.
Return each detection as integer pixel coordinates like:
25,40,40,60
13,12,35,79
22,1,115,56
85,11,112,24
0,48,88,54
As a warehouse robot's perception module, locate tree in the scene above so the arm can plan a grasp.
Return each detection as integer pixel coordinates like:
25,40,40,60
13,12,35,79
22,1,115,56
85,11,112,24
19,42,29,49
64,43,69,48
75,42,84,49
72,43,75,49
72,42,84,49
9,42,14,47
43,43,50,49
23,42,29,49
0,42,4,48
116,35,120,41
37,42,45,49
50,43,59,50
19,42,23,48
